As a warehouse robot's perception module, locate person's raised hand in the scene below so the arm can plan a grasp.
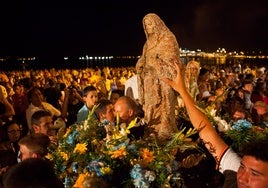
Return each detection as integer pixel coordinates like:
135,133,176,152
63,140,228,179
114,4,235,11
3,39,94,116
162,61,186,93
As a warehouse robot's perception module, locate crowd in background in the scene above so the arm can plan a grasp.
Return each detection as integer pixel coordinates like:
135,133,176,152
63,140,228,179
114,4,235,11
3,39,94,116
0,61,268,187
1,61,268,142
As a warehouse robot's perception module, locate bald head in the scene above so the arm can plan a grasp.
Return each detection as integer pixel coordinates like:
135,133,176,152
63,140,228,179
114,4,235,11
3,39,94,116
114,96,137,124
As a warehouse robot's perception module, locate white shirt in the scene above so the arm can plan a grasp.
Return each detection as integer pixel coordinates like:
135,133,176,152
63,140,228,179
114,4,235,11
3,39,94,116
26,102,61,131
124,75,139,100
219,148,241,173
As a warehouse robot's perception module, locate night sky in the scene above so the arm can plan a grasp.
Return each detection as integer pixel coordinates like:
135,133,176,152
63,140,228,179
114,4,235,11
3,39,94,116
1,0,268,59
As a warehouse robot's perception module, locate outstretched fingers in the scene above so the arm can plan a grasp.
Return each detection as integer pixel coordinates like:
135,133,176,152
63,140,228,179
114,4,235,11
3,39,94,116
162,60,184,92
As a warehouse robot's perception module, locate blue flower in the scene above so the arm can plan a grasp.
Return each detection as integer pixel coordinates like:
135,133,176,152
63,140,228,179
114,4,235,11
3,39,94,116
232,119,252,131
87,160,104,177
66,130,79,145
130,164,142,179
130,164,150,188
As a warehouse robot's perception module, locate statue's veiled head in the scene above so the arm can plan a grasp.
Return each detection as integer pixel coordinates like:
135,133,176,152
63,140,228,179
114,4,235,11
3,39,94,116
142,13,168,39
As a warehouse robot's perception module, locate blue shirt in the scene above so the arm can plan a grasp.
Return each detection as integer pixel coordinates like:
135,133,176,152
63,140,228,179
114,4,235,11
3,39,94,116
76,104,96,123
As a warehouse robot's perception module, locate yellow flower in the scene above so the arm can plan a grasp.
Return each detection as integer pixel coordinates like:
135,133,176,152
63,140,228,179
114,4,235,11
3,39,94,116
45,153,53,160
73,173,88,188
60,152,69,161
101,166,113,175
110,146,127,159
74,143,88,154
127,118,137,130
112,131,124,140
140,148,155,164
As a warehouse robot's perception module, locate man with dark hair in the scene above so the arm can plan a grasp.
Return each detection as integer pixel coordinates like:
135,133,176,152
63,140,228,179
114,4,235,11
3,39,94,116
18,133,50,161
95,99,115,140
2,158,63,188
95,99,115,123
31,110,52,135
240,140,268,161
31,110,57,145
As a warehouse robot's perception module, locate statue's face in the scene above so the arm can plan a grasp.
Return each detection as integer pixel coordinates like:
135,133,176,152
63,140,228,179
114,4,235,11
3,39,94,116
144,18,154,35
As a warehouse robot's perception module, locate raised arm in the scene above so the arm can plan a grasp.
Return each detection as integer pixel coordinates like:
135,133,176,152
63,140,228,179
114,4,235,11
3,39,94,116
162,62,228,163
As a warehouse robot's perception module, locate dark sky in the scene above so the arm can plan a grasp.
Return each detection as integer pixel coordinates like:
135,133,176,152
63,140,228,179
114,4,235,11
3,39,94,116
1,0,268,58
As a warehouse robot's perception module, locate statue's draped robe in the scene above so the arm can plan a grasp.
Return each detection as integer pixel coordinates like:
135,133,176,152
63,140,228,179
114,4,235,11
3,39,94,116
136,13,180,143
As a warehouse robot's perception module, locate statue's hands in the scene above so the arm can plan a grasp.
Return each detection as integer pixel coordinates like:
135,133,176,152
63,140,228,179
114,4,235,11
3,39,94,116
162,61,186,93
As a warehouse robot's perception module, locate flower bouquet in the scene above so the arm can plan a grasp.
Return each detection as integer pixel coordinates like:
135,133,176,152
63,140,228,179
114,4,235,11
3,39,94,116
47,105,206,188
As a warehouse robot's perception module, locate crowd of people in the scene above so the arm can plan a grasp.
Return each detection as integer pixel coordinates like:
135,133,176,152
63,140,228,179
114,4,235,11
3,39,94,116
0,60,267,187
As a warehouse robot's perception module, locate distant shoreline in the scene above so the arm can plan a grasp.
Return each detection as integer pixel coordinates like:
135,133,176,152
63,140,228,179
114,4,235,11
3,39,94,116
1,55,267,71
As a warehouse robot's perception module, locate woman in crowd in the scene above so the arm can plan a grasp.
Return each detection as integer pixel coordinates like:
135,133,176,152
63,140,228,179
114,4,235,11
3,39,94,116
0,120,22,175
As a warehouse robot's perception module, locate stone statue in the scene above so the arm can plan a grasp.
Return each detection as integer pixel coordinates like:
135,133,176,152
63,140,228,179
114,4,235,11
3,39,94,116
136,13,180,143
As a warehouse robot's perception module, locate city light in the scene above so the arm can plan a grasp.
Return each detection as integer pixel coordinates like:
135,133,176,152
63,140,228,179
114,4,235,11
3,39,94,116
0,49,267,66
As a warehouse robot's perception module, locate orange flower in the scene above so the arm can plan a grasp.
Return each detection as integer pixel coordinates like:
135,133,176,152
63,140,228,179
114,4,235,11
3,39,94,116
110,146,127,160
73,173,88,188
140,148,155,164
